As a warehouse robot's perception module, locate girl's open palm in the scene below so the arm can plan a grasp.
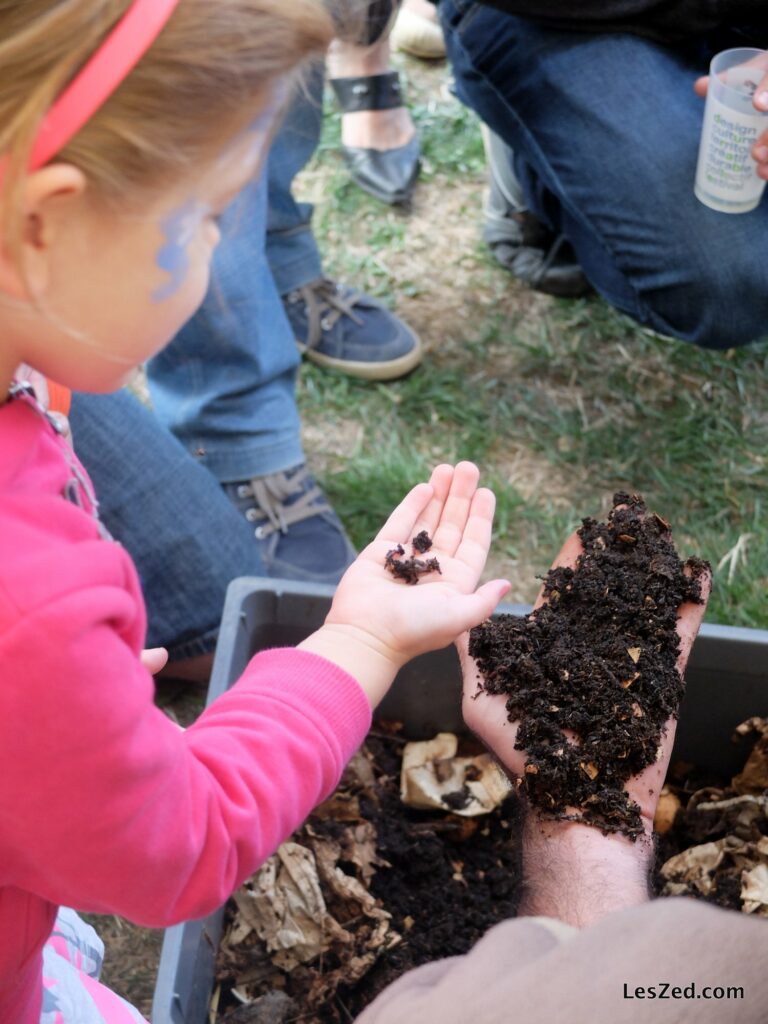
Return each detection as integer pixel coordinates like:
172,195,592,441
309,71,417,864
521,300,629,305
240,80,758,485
326,463,510,670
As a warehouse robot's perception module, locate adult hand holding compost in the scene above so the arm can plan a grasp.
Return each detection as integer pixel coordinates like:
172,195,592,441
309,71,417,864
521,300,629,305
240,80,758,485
459,495,712,926
300,461,511,708
355,505,765,1024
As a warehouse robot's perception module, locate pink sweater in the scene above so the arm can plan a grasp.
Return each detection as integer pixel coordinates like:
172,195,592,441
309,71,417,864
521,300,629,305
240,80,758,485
0,397,372,1024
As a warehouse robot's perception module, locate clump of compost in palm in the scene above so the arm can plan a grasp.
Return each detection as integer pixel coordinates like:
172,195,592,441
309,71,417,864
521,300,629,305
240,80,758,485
385,531,441,585
468,493,709,840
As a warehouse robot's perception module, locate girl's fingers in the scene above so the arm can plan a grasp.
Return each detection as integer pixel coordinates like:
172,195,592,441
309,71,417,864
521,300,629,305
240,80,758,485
431,461,481,557
140,647,169,675
410,464,455,541
374,481,435,545
453,487,497,580
441,584,511,649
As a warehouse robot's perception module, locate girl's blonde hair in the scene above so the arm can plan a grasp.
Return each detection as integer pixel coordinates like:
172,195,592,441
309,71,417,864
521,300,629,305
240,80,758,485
0,0,333,250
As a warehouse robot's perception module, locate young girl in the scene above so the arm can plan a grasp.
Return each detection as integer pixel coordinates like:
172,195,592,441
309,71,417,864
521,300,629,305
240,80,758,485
0,3,509,1021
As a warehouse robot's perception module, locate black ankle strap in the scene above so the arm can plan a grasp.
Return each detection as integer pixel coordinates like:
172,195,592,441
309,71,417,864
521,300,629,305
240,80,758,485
330,72,404,113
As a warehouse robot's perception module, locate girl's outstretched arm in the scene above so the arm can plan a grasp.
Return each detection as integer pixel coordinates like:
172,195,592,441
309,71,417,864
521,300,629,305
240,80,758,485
0,463,505,929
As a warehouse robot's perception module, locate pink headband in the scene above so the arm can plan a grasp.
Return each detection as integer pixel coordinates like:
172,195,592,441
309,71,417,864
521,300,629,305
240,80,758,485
29,0,182,170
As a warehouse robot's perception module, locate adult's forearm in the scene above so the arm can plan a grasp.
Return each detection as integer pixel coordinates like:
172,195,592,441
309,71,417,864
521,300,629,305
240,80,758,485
519,813,654,928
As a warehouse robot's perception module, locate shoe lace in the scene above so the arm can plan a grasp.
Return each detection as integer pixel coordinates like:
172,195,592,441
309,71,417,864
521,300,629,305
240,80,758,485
531,233,569,288
288,277,364,350
238,466,330,538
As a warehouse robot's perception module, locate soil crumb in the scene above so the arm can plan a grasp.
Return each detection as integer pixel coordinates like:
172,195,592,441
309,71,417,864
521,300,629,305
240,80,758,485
385,532,441,585
468,493,709,839
412,530,433,554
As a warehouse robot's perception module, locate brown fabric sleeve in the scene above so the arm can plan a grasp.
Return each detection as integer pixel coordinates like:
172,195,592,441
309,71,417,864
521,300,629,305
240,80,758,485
356,899,767,1024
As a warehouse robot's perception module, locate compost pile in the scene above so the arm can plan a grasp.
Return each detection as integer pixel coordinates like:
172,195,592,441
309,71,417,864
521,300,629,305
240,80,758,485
469,493,709,839
212,723,767,1023
656,717,768,916
214,731,521,1023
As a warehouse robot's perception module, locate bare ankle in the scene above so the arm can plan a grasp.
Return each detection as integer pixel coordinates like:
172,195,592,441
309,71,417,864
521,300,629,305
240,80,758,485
328,37,392,79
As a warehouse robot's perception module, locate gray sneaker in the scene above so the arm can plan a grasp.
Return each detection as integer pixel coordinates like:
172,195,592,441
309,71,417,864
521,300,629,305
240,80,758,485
223,465,356,585
482,125,592,299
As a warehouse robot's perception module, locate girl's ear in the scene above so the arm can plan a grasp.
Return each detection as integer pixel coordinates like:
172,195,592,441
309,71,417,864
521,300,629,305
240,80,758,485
0,164,87,300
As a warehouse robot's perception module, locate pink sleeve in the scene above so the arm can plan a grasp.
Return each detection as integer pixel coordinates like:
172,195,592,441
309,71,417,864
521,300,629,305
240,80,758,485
0,584,371,926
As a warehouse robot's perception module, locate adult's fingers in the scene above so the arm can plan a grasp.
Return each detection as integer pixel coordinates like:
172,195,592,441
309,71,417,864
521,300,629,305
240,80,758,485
751,70,768,177
752,70,768,111
529,529,710,676
532,532,583,610
674,564,712,676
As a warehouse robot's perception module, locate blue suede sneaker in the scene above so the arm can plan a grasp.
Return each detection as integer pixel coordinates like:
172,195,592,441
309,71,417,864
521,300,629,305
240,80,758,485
283,277,423,381
223,464,356,585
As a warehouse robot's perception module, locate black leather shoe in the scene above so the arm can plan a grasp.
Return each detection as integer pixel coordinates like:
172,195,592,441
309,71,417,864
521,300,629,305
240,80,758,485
330,72,421,206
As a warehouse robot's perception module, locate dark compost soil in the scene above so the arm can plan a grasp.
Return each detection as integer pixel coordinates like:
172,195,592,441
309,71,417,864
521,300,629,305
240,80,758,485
216,732,522,1023
215,734,765,1024
468,493,709,839
384,532,441,585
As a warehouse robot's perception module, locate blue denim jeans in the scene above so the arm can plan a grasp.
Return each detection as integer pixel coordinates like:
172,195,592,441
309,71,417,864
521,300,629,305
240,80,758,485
441,1,768,349
265,64,325,295
69,390,268,660
145,69,326,483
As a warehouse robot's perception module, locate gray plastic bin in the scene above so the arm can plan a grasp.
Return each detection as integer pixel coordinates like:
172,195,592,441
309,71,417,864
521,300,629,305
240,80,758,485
151,577,768,1024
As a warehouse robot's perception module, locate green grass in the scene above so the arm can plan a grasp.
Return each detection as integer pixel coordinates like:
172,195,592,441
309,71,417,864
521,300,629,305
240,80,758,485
296,61,768,629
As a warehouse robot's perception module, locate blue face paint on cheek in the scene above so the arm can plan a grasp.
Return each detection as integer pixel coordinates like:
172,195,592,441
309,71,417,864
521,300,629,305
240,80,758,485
152,199,208,302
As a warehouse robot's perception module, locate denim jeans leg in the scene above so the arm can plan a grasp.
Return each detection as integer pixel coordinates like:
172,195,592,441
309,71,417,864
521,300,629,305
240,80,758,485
441,1,768,349
70,390,269,660
266,63,326,295
146,170,305,484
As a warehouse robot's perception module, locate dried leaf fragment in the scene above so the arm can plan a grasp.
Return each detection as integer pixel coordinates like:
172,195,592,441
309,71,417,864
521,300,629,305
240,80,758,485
401,732,512,816
621,672,641,688
654,786,681,835
580,761,599,781
627,647,642,664
732,718,768,795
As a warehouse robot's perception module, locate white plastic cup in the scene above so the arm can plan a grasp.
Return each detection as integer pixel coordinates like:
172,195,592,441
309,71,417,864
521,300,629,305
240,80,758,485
694,47,768,214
